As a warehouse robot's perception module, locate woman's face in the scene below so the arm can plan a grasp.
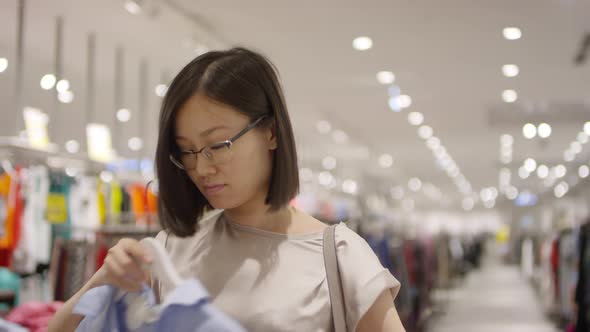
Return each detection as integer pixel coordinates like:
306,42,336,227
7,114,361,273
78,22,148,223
174,93,276,210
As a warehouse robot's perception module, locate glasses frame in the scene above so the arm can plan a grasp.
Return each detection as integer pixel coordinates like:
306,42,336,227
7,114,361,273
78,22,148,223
170,115,267,170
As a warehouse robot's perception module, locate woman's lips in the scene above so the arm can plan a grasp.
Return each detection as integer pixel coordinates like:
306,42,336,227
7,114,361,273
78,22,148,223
204,184,226,195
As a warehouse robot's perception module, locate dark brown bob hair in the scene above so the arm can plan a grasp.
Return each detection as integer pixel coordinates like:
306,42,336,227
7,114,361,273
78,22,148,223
155,47,299,237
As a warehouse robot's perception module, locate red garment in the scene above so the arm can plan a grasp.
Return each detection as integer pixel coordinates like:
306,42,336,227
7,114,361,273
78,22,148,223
550,238,560,298
6,301,63,332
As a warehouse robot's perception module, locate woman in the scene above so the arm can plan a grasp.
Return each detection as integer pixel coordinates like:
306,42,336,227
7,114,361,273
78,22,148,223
49,48,405,332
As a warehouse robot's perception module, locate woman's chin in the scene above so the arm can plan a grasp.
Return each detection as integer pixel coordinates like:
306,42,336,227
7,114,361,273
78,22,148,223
208,198,239,211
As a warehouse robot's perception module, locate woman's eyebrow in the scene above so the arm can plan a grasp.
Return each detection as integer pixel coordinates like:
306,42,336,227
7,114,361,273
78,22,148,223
175,125,229,141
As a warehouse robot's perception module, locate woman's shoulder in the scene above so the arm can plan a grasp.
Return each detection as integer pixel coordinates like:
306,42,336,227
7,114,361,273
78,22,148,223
334,222,373,252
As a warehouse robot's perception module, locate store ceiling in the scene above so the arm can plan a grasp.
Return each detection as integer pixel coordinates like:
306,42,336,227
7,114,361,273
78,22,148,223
0,0,589,208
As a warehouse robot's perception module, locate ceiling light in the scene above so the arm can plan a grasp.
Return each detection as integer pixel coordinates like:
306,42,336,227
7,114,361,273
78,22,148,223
342,180,358,195
579,165,590,179
506,186,519,200
65,140,80,154
554,164,567,178
408,177,422,192
316,120,332,134
128,137,143,151
484,200,496,209
501,154,512,164
318,171,334,186
388,96,401,112
155,84,168,97
480,188,494,202
518,166,530,179
408,112,424,126
322,156,337,170
502,64,520,77
427,137,441,150
100,171,114,183
57,90,74,104
537,164,549,179
117,108,131,122
524,158,537,172
332,130,348,143
56,79,70,93
40,74,56,90
0,58,7,73
462,198,475,211
554,181,569,198
376,71,395,85
397,95,412,108
448,167,460,178
571,141,583,154
501,134,514,146
378,154,394,168
299,168,313,182
388,85,401,97
538,123,552,138
503,27,522,40
352,36,373,51
584,122,590,135
578,132,589,144
499,168,511,187
564,150,575,162
124,0,142,15
418,125,433,139
502,90,518,103
65,168,78,177
522,123,537,139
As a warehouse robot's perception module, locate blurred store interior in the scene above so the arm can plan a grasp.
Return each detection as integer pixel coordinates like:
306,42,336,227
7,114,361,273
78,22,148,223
0,0,590,331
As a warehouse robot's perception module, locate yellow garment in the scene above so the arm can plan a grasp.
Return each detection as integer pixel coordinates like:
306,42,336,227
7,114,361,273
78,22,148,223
109,181,123,220
46,193,68,224
97,180,106,225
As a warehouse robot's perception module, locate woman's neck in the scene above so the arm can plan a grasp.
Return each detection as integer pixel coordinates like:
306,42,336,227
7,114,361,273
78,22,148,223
223,200,293,234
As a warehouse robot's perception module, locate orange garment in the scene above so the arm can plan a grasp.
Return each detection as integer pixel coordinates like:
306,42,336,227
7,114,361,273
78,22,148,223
147,190,158,214
0,170,24,266
128,184,146,220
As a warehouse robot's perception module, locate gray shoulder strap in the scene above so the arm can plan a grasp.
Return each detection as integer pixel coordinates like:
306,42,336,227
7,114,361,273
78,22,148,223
323,224,347,332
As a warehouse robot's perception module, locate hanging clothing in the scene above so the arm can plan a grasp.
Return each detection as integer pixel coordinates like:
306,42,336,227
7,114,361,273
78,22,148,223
13,166,51,274
559,230,578,322
109,181,123,221
365,234,394,271
154,212,400,332
575,222,590,332
0,170,24,267
74,280,246,332
69,177,100,241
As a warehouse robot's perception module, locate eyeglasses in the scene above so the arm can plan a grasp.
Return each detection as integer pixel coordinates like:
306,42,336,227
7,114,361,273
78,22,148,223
170,116,267,170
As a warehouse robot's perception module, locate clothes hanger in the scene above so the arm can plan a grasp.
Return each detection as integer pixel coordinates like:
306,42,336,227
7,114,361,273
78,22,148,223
140,238,183,289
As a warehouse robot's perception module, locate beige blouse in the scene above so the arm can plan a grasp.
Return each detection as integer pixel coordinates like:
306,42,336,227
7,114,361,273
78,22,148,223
154,211,400,332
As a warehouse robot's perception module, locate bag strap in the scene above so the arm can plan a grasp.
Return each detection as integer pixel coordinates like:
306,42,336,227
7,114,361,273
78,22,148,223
323,224,347,332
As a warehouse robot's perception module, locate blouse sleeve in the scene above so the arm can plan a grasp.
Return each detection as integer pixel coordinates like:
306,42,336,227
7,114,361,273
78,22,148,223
335,223,401,331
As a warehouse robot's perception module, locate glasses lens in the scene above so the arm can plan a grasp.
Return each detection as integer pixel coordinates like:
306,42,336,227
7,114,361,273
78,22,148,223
206,143,231,164
180,153,196,170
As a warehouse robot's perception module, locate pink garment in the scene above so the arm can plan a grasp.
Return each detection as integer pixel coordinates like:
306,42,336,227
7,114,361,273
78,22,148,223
6,301,63,332
565,323,575,332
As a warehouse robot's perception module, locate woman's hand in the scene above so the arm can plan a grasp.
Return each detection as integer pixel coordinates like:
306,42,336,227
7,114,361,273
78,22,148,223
98,238,153,292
